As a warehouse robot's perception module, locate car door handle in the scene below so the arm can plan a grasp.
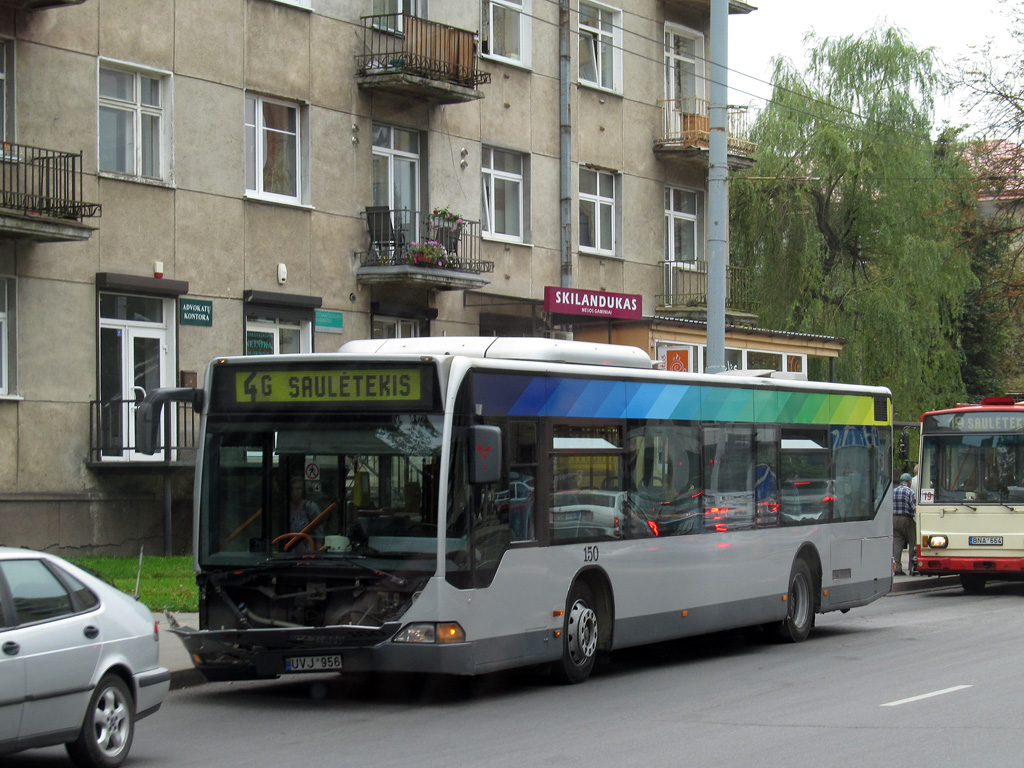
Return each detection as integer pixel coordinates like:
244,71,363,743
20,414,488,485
2,641,19,655
84,625,100,640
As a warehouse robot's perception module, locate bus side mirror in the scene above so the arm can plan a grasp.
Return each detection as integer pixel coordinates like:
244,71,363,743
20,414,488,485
469,425,502,485
136,387,204,455
898,429,909,461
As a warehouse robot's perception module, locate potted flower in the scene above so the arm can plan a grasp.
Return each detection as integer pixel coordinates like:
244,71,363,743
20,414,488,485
428,206,464,255
406,240,448,268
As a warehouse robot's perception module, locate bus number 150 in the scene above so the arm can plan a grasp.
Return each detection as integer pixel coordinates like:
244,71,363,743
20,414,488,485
583,545,599,562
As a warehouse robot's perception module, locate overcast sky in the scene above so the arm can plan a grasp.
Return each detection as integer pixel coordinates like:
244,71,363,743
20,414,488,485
726,0,1018,132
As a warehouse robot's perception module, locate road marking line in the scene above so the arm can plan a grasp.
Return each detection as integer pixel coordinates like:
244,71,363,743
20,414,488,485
881,685,972,707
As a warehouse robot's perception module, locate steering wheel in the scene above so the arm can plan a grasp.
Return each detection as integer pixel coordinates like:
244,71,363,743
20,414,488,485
272,532,313,552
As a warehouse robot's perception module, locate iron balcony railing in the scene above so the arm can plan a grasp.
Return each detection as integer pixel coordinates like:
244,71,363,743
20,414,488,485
658,261,760,315
88,397,198,464
655,98,758,157
0,142,101,220
355,13,491,89
357,207,494,274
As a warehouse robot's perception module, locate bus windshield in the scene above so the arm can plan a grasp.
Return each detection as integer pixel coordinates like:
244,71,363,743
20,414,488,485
923,432,1024,504
199,412,444,567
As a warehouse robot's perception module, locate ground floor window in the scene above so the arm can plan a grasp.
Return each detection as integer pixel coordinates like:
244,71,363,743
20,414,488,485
245,316,310,355
373,316,423,338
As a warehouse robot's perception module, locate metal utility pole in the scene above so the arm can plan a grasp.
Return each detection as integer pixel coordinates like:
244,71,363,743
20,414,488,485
705,0,728,372
559,0,572,289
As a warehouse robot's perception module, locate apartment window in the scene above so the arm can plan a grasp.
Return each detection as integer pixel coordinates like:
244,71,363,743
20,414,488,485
579,2,621,92
482,147,526,242
372,0,422,32
665,25,703,107
579,167,616,255
0,278,12,396
482,0,531,66
371,123,421,244
245,94,304,203
665,186,703,263
0,41,13,141
99,65,168,180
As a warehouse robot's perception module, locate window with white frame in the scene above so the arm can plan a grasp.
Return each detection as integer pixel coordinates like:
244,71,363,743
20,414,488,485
0,278,12,396
0,40,13,142
245,316,310,355
663,24,704,109
579,167,616,255
373,316,423,339
245,94,304,203
482,0,531,66
482,147,526,242
579,2,621,92
268,0,312,9
665,185,703,263
99,65,169,180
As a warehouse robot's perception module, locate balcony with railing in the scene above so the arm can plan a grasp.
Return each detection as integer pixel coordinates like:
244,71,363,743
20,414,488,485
657,261,760,318
0,0,87,9
354,207,494,291
355,14,491,104
654,98,757,169
0,142,101,242
87,397,199,467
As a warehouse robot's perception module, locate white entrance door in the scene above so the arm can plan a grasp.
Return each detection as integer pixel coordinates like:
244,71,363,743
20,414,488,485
99,295,171,460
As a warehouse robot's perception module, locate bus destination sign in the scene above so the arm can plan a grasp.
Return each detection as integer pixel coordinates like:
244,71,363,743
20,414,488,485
225,366,431,409
929,410,1024,433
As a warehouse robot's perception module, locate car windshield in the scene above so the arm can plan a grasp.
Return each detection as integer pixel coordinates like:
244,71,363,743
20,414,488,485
199,413,443,566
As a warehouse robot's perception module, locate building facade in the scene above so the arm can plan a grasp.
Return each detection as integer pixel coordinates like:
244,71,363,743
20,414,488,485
0,0,841,553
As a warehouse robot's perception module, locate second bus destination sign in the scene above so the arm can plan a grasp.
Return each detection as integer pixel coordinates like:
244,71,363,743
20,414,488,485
234,368,426,406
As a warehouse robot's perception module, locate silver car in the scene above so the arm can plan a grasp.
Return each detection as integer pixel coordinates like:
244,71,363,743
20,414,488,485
0,547,169,767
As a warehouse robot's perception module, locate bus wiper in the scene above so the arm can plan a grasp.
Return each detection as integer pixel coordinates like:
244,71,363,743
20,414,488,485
308,551,408,587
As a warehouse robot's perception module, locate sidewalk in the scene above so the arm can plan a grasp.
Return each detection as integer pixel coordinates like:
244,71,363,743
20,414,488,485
155,551,959,690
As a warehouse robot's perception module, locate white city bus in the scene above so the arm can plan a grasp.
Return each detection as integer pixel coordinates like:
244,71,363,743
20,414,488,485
139,338,893,684
917,397,1024,593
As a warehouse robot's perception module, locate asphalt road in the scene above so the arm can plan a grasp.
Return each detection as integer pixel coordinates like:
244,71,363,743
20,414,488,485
10,577,1024,768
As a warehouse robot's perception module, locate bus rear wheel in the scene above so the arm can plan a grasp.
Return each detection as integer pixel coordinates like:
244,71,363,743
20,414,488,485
960,574,987,594
777,559,814,643
553,581,599,684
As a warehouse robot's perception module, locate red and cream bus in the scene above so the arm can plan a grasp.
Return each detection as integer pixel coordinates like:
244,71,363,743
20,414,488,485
917,397,1024,592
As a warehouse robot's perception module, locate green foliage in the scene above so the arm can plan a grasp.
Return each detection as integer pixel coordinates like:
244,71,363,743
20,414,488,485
67,555,197,613
731,26,979,420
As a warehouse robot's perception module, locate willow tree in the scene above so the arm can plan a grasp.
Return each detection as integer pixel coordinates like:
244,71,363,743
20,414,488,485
730,27,978,420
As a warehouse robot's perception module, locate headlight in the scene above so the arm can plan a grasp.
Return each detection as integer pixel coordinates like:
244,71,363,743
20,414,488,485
393,622,465,644
927,535,948,549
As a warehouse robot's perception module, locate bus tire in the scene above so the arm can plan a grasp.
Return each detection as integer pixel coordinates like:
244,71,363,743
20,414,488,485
777,558,814,643
960,574,987,594
552,580,599,684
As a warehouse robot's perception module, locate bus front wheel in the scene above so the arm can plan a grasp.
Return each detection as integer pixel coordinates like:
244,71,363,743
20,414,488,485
960,574,987,594
553,581,599,684
777,559,814,643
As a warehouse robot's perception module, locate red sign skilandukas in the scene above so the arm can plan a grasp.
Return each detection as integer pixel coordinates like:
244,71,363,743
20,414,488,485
544,286,642,319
